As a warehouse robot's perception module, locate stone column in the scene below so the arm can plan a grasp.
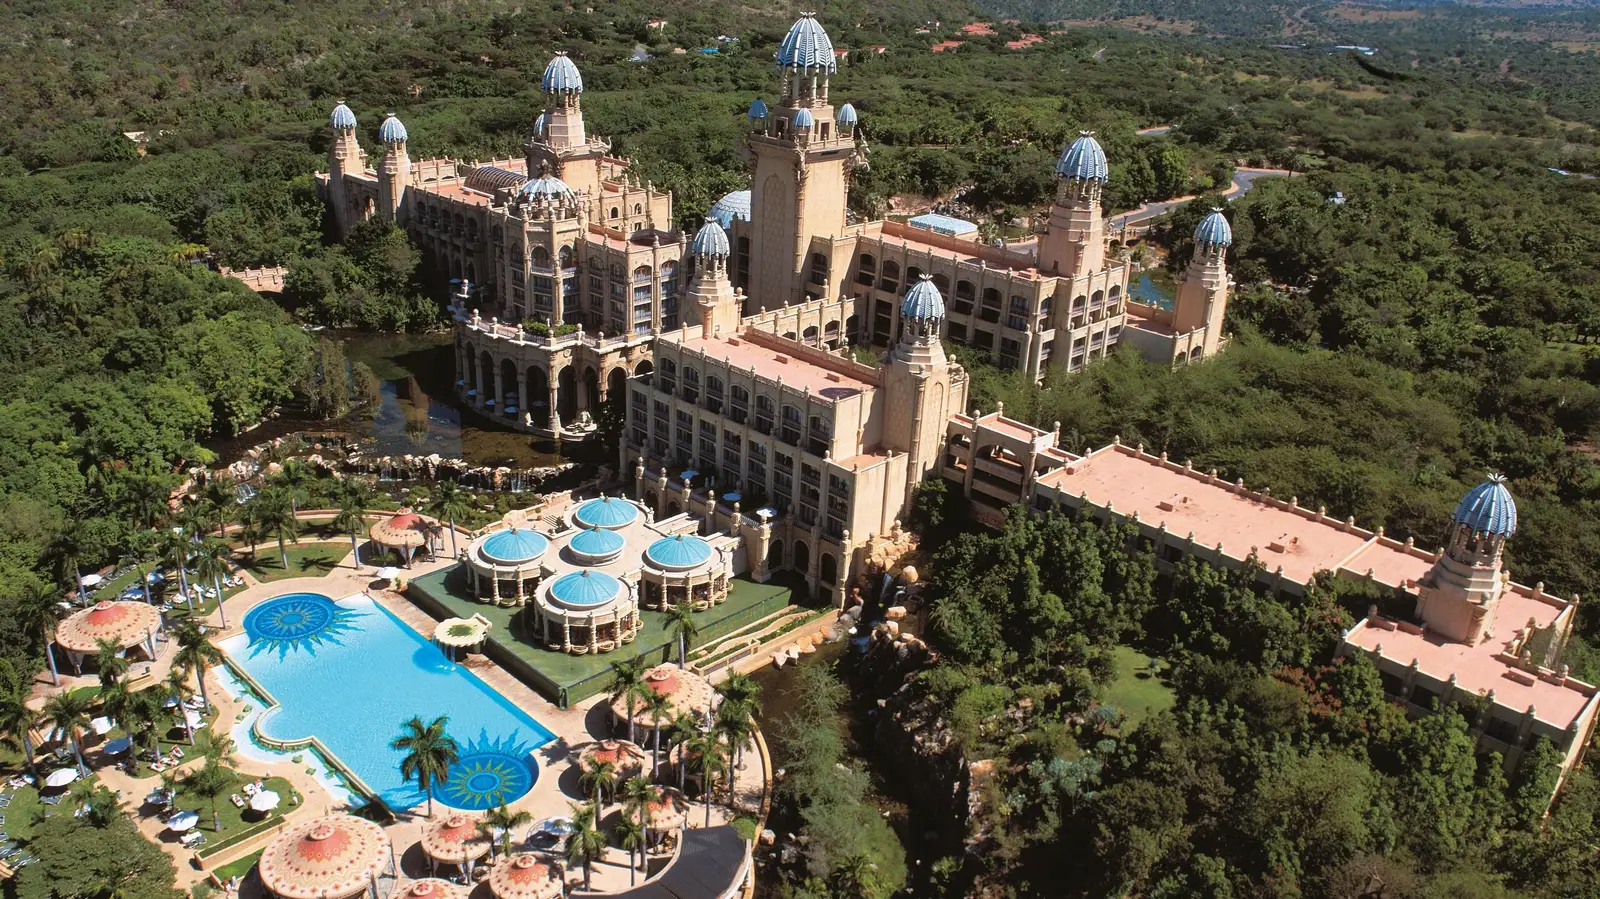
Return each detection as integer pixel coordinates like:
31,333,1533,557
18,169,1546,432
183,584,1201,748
515,567,525,604
491,570,500,604
562,618,571,652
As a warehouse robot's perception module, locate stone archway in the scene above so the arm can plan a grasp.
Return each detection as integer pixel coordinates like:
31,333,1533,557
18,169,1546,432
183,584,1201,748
607,367,627,403
557,365,578,422
635,360,654,377
766,540,783,571
526,366,550,423
820,552,838,585
583,366,600,415
464,347,478,392
792,539,810,574
500,358,519,411
479,351,496,407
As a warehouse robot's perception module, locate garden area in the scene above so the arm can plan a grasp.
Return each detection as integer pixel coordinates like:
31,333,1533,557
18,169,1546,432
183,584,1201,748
234,544,350,583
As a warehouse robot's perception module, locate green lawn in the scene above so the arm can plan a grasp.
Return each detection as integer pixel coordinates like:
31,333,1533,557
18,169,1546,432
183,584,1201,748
407,567,806,704
1101,645,1176,729
235,543,351,582
172,775,299,836
212,849,263,882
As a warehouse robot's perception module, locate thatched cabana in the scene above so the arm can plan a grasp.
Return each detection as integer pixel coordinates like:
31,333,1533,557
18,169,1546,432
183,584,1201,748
258,814,393,899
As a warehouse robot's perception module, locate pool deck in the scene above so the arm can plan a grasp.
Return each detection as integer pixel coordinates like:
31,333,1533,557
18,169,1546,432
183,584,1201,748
62,539,766,896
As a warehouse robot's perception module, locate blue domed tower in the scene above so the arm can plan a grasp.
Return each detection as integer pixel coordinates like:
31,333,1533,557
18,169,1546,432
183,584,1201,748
744,14,863,308
527,52,607,198
1038,132,1110,279
885,275,967,504
1171,207,1234,360
326,101,366,236
376,112,411,225
1418,475,1519,645
687,220,740,337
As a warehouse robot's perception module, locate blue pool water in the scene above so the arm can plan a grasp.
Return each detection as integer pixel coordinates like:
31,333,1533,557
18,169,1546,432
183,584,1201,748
221,592,555,811
1130,273,1176,310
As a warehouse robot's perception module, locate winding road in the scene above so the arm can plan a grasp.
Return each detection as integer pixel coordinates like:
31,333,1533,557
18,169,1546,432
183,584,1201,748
1113,168,1293,228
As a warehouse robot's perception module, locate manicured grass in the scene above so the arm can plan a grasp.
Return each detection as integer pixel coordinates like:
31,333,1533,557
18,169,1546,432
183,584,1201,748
212,849,262,882
407,567,805,702
235,543,350,582
1101,645,1176,729
172,774,299,836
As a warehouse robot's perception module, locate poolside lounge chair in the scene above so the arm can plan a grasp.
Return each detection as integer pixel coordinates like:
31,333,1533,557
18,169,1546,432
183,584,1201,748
171,748,184,759
230,794,245,808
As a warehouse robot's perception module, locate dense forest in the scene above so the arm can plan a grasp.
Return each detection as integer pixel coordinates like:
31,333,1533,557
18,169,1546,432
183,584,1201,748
5,0,1600,897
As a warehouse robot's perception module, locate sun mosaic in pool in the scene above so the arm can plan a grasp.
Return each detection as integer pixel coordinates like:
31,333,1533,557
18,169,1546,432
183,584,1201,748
439,732,540,811
243,593,363,658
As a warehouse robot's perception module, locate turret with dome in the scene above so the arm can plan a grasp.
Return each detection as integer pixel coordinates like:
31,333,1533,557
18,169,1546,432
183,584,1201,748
1417,475,1522,645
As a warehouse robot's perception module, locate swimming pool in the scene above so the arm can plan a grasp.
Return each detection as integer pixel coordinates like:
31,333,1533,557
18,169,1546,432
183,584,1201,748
220,592,555,811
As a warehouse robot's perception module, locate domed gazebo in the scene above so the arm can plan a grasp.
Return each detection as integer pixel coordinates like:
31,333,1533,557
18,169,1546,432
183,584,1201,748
569,495,643,530
370,509,432,567
392,880,458,899
420,813,491,874
609,665,717,730
463,527,550,606
641,786,690,852
531,569,640,655
639,533,730,611
55,601,161,663
259,814,394,899
577,739,649,782
488,854,563,899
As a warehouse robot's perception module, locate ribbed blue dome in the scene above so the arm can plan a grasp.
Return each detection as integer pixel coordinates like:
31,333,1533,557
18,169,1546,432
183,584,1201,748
748,98,769,120
691,221,730,258
378,113,408,144
1057,132,1108,182
569,527,625,560
548,570,623,608
836,103,857,126
901,276,945,323
708,190,750,227
646,534,713,570
481,528,550,565
330,103,357,130
1195,208,1232,248
792,108,815,129
1453,475,1517,538
520,175,575,203
574,496,640,530
542,53,583,93
533,112,546,137
776,14,837,72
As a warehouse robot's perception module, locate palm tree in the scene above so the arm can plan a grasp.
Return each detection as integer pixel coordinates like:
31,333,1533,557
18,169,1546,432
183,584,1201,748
187,758,237,832
620,776,653,865
202,475,238,539
330,493,367,569
95,638,128,688
579,759,617,808
193,728,235,763
829,853,877,899
0,687,40,776
173,622,222,711
124,688,165,763
160,527,195,611
43,689,92,777
14,581,62,685
665,604,699,669
427,480,473,557
391,715,459,817
614,817,645,886
236,522,265,561
100,681,132,734
667,714,699,794
565,801,607,892
192,538,233,628
715,703,754,810
252,489,300,571
694,735,728,828
275,460,311,517
166,668,196,742
481,802,532,861
718,673,761,716
608,655,647,743
644,690,672,778
178,501,217,548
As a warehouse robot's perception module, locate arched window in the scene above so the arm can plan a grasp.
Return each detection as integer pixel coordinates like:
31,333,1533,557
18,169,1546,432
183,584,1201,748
531,246,551,269
907,266,923,284
807,415,832,455
729,384,749,424
879,260,901,293
803,325,819,346
705,375,724,413
610,207,619,219
633,203,643,215
859,253,876,272
610,263,625,280
681,366,700,403
954,280,976,314
981,288,1002,322
1040,295,1053,317
933,273,950,295
660,260,678,280
633,265,653,283
658,358,677,394
558,246,574,269
856,253,876,286
809,252,828,285
755,394,775,434
780,404,802,445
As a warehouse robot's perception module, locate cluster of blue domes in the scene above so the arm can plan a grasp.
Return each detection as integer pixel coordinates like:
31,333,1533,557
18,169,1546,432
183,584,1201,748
379,113,408,144
520,175,575,203
575,496,640,530
569,527,626,562
708,190,751,228
837,103,858,127
542,53,583,93
691,220,730,258
1057,132,1108,182
776,14,837,72
646,534,713,571
548,570,623,608
901,275,945,323
330,102,357,130
1453,475,1517,538
481,528,550,565
1195,208,1233,249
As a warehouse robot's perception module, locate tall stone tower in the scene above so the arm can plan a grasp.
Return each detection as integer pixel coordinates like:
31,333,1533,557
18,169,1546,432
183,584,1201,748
745,14,858,309
326,102,364,237
1417,476,1517,645
883,276,964,501
1172,208,1233,358
1037,132,1109,278
686,221,741,338
526,53,606,199
376,113,411,225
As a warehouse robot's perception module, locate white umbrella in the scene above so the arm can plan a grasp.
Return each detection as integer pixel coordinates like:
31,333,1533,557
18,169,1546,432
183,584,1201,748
90,716,112,736
249,790,281,812
166,811,199,832
45,768,79,789
375,567,400,580
183,709,203,730
80,574,104,588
